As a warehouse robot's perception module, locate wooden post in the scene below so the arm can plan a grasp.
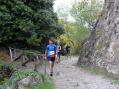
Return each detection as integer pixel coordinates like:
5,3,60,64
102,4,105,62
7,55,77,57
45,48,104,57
9,47,13,62
44,55,47,75
14,49,17,60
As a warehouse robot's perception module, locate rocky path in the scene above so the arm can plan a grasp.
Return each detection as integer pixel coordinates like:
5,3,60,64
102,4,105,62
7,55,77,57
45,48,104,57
53,57,119,89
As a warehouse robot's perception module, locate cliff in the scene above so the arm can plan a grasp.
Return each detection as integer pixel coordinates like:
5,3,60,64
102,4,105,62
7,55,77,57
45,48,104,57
78,0,119,74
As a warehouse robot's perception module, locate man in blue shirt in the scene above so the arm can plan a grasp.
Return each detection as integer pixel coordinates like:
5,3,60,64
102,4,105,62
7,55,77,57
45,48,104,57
45,39,57,76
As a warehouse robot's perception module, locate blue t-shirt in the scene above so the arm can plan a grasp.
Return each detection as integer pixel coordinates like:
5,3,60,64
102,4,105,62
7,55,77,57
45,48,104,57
46,44,57,57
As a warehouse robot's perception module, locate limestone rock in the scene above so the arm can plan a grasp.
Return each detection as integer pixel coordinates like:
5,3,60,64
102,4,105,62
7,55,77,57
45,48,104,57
78,0,119,74
6,87,13,89
18,75,41,89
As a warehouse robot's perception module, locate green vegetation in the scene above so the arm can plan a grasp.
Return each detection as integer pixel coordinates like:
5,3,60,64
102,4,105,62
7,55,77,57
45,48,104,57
71,0,103,27
58,20,90,54
0,71,54,89
13,71,42,81
15,72,54,89
0,0,106,88
81,67,119,84
0,60,13,85
33,81,54,89
56,0,103,54
0,0,63,49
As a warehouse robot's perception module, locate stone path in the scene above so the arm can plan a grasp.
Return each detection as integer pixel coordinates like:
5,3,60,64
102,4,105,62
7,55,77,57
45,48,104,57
54,56,119,89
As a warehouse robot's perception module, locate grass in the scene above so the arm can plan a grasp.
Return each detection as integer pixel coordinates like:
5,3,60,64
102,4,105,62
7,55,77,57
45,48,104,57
15,72,55,89
32,73,55,89
32,81,55,89
81,66,119,84
0,71,55,89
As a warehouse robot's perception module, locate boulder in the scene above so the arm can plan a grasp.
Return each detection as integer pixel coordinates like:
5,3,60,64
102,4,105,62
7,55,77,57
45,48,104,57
18,75,41,89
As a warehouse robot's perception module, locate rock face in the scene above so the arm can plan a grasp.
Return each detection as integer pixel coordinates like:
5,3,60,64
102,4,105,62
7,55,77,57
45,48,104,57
78,0,119,74
4,74,43,89
18,76,41,89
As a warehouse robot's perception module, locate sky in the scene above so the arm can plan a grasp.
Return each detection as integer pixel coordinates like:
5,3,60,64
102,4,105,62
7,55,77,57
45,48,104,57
53,0,104,22
54,0,76,11
53,0,78,22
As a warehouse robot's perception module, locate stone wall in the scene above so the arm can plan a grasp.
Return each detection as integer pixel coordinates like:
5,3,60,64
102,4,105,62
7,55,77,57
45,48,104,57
78,0,119,74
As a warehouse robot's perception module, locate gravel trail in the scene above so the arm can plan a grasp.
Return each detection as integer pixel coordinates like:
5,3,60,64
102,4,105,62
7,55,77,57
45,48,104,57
54,57,119,89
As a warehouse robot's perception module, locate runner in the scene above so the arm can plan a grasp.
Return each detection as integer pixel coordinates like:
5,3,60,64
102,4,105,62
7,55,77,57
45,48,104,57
56,42,61,63
66,45,70,55
45,39,57,76
65,45,71,58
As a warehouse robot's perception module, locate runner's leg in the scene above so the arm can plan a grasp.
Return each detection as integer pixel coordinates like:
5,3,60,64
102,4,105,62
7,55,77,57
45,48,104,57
48,57,55,76
58,52,61,63
51,62,54,73
48,61,52,72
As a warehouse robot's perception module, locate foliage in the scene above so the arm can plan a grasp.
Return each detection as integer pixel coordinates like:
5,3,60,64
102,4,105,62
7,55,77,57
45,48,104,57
32,80,54,89
57,0,104,54
71,0,104,28
12,71,43,82
58,19,90,54
0,60,13,85
0,0,63,48
58,20,75,46
0,71,54,89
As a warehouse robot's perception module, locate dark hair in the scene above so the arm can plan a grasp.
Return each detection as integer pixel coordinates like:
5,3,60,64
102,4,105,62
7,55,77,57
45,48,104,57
49,39,54,43
49,37,56,42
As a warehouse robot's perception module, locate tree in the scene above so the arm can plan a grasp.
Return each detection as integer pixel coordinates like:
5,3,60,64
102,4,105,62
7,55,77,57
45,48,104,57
71,0,104,29
58,19,90,54
0,0,63,48
58,0,104,54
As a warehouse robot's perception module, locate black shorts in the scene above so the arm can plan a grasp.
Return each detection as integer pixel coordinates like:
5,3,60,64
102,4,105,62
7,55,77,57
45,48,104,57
47,57,55,64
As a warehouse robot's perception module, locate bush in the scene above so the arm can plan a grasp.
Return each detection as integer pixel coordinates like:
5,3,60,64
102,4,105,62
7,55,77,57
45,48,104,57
0,0,63,48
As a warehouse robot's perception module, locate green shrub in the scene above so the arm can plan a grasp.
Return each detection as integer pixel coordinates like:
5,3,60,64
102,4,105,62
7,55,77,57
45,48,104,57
0,60,13,85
